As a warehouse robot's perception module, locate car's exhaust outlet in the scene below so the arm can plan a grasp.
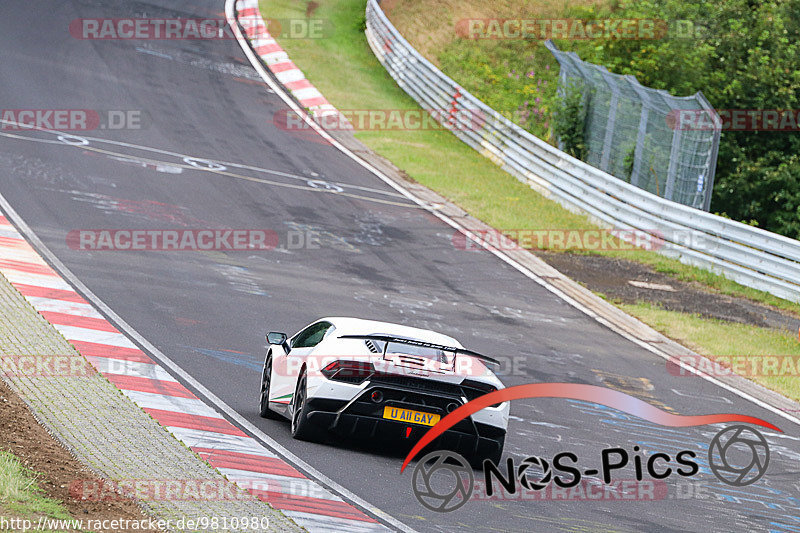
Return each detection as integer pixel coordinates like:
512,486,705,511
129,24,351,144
370,390,384,403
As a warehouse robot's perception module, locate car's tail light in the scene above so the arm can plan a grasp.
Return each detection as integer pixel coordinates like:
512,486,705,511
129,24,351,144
321,360,374,384
462,379,501,407
462,379,497,399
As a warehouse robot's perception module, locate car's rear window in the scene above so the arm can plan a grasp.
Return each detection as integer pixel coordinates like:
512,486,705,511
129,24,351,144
368,336,454,364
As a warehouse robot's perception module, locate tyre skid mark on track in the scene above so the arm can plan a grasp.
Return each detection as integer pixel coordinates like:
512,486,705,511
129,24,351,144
0,214,389,532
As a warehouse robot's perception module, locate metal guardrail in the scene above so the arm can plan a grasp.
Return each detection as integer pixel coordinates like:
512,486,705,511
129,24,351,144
364,0,800,303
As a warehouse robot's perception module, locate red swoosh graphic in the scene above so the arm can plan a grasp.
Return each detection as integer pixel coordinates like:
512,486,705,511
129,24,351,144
400,383,781,472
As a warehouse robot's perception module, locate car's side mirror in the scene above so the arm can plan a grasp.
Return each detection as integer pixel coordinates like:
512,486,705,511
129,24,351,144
266,332,287,345
266,332,290,353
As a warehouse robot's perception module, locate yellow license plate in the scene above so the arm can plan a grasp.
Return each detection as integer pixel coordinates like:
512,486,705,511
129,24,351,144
383,406,440,426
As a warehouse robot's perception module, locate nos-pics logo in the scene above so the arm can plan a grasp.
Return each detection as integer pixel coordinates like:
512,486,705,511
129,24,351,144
411,425,770,512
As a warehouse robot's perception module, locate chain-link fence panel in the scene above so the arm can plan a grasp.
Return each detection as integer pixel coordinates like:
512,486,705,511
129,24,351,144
546,40,720,211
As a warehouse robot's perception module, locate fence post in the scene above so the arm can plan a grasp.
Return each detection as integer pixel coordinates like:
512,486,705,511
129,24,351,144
697,93,721,211
664,126,682,201
628,78,654,188
598,69,619,173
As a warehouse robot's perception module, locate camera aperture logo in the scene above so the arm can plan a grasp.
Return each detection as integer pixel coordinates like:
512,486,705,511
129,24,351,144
412,451,474,512
708,425,770,486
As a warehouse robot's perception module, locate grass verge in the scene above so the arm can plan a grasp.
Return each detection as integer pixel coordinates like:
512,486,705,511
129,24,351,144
619,302,800,401
0,451,85,532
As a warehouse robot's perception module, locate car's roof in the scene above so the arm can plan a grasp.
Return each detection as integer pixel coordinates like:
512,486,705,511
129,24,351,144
320,317,463,348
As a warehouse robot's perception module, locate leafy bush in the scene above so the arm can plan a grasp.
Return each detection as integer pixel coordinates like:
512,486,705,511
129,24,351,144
551,81,588,160
438,40,559,140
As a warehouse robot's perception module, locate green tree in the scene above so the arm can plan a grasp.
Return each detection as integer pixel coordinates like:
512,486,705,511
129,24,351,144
552,81,589,160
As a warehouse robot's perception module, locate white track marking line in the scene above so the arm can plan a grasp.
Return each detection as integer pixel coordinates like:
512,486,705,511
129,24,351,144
24,296,105,318
0,126,416,208
170,427,278,457
274,69,306,84
282,513,387,533
48,324,138,349
121,389,224,418
0,247,49,264
291,87,323,100
218,468,341,501
85,356,178,382
0,227,25,240
1,270,73,291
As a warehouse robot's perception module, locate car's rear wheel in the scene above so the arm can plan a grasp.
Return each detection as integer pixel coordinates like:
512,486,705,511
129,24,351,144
290,372,325,442
258,354,281,419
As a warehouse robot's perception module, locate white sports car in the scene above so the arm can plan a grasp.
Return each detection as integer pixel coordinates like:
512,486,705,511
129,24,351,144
259,317,508,463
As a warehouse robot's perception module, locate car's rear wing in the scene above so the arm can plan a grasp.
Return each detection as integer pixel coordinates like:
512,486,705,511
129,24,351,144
337,334,500,367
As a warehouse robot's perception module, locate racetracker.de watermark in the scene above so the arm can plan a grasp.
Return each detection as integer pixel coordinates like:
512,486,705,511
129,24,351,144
70,479,253,502
667,355,800,378
455,19,709,40
70,477,327,502
472,478,668,501
452,228,666,252
471,478,720,502
668,109,800,131
67,229,279,251
69,18,330,40
0,355,96,378
273,353,527,379
273,108,489,132
0,516,269,532
1,109,145,131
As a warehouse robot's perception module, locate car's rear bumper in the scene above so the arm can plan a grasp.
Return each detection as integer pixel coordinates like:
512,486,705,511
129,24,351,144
304,383,505,458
